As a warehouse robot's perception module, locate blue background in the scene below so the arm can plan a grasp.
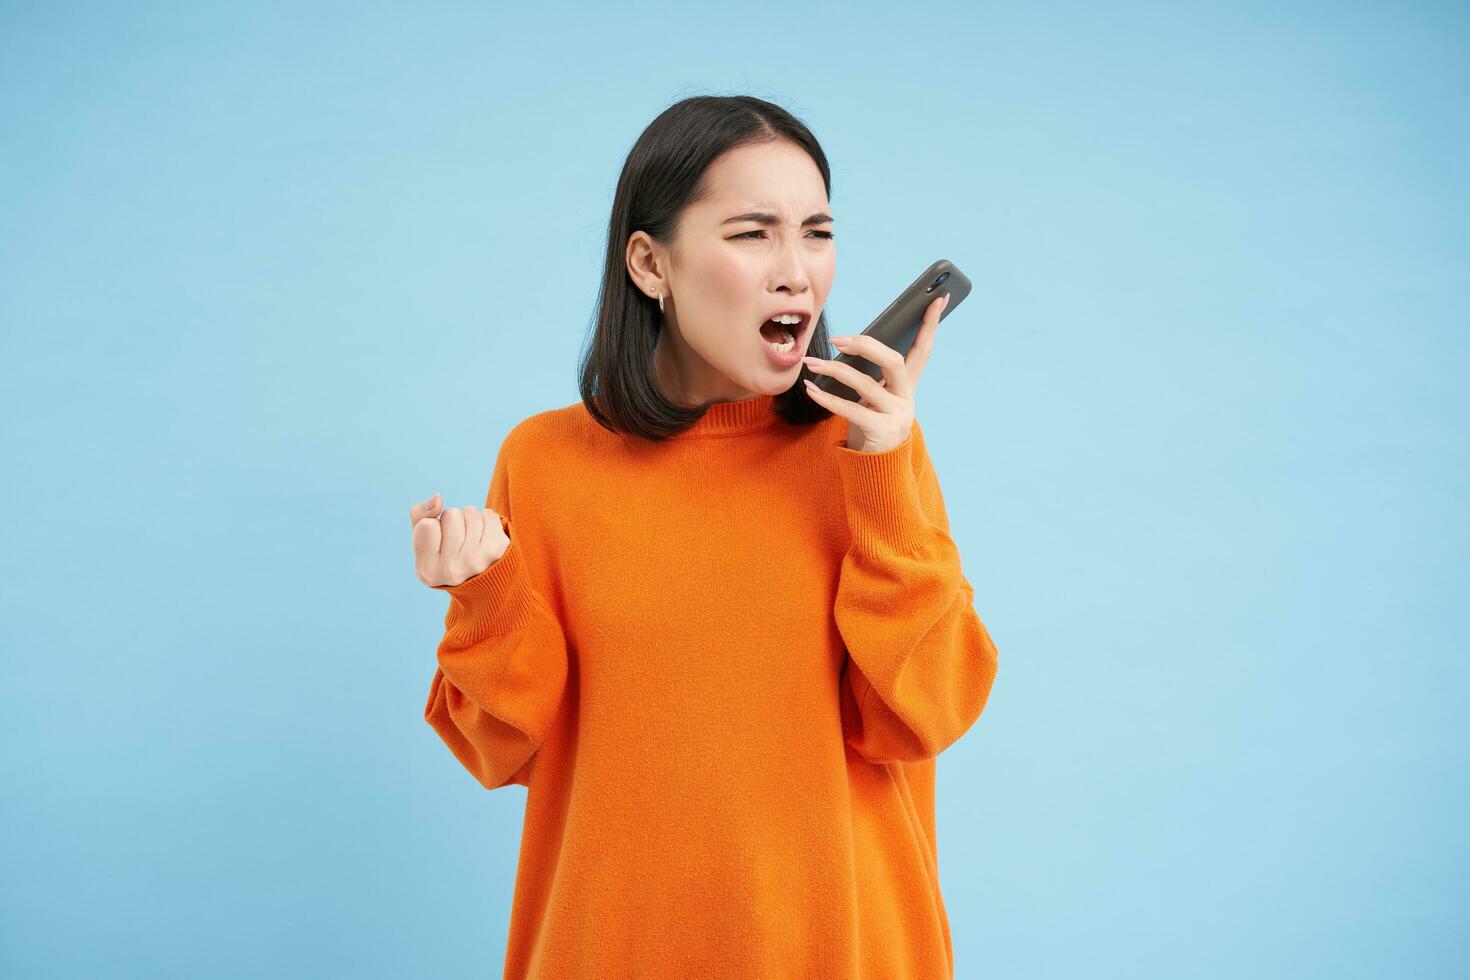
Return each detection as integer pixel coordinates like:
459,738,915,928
3,2,1464,977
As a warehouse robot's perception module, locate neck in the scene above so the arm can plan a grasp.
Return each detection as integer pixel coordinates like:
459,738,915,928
653,324,756,406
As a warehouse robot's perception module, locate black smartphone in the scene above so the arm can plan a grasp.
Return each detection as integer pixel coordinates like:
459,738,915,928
810,259,972,402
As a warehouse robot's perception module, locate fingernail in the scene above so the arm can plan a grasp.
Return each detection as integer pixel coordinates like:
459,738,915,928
424,493,437,508
831,336,851,345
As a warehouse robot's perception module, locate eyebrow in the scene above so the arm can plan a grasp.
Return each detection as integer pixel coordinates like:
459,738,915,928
722,210,835,226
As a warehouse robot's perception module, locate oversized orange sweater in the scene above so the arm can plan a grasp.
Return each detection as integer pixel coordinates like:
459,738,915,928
423,391,1000,979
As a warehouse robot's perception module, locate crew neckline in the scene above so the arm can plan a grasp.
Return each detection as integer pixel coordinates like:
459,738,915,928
668,392,783,439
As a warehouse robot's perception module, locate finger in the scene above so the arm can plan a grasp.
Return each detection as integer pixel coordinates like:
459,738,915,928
462,505,485,553
408,491,441,527
857,376,895,409
801,355,899,409
440,506,466,558
906,293,949,385
802,378,887,427
828,334,912,399
412,513,443,569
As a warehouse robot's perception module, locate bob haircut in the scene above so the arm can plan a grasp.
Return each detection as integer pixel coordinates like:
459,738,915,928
578,95,838,441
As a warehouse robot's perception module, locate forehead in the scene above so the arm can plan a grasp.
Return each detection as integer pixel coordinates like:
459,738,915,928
697,141,828,212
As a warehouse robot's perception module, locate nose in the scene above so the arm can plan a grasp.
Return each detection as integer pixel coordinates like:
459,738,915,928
770,237,811,296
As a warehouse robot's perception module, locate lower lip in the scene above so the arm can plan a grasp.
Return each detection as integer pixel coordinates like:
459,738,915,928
762,322,806,368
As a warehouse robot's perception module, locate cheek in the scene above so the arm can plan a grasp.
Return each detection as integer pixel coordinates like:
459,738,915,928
687,254,761,341
814,254,836,297
706,251,763,301
675,253,760,352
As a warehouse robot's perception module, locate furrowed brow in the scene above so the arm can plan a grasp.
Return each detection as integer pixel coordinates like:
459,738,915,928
722,211,834,226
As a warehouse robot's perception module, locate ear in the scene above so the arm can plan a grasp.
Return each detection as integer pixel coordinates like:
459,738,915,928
625,229,665,299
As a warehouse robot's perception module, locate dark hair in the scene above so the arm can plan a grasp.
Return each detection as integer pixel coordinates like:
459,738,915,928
577,94,836,441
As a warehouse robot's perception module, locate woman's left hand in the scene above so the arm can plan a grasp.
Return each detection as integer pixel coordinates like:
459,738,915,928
801,292,950,453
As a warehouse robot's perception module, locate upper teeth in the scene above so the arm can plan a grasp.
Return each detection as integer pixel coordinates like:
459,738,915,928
771,314,801,325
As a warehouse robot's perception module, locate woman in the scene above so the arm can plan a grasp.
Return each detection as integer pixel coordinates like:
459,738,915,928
409,95,1000,979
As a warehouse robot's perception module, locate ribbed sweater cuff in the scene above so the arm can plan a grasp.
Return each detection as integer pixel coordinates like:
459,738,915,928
433,517,539,642
833,430,929,554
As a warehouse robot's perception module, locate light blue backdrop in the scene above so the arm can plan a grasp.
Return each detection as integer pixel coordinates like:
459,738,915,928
3,2,1464,977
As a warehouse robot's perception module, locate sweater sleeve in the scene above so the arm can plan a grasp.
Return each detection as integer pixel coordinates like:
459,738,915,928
832,419,999,764
422,429,569,791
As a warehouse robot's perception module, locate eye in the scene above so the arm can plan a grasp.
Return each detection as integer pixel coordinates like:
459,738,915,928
733,230,835,240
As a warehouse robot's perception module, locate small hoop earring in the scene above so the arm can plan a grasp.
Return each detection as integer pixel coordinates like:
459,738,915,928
657,291,665,314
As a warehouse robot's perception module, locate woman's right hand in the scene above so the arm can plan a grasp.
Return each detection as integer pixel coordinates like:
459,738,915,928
410,492,511,588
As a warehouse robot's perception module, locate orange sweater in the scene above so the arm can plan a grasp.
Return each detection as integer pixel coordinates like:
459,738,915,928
424,392,1000,979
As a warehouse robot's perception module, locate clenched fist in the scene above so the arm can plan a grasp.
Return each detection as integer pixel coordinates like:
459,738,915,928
409,491,510,588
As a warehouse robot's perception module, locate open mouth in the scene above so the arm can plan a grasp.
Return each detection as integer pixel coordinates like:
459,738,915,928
757,313,809,353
